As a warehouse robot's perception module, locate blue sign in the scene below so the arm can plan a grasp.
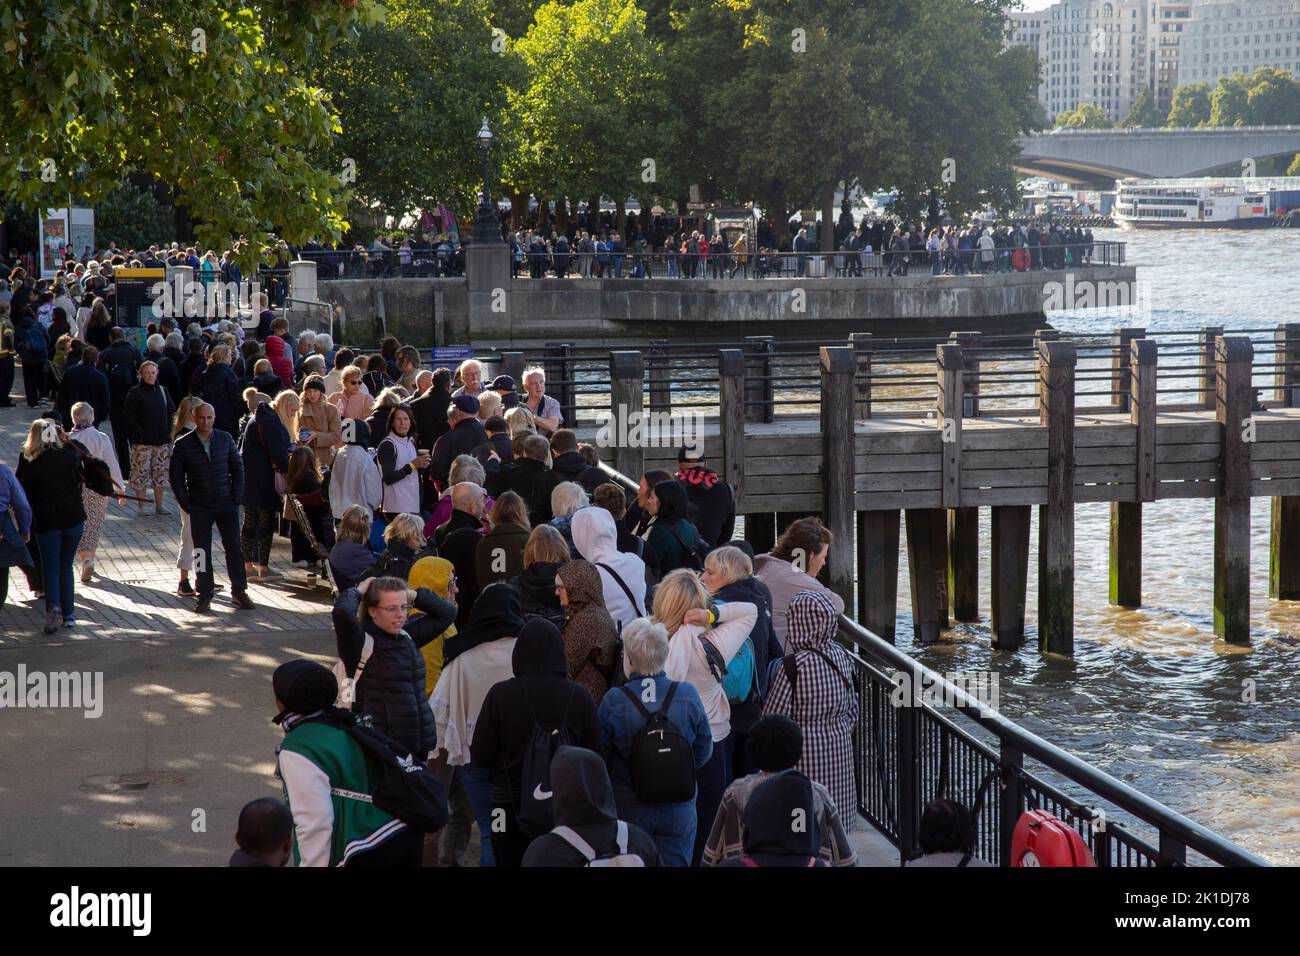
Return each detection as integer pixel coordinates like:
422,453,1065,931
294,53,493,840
430,346,474,366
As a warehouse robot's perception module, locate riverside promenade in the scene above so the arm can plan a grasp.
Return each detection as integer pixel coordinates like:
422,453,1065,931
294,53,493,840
0,397,896,866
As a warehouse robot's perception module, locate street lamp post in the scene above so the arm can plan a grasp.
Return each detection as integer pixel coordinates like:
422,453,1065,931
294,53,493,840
474,117,502,244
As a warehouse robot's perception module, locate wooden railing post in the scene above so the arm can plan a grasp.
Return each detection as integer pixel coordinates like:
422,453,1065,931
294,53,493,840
1215,336,1253,644
1110,339,1156,609
849,332,872,419
938,345,964,510
940,344,978,624
719,349,746,515
501,350,526,391
950,331,981,418
1274,322,1300,406
609,350,644,482
1110,326,1145,413
820,346,856,608
1037,339,1076,656
1200,326,1223,410
647,339,672,413
744,335,776,424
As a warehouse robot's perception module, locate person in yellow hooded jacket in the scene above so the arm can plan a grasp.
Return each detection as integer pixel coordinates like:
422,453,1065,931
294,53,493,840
408,555,458,695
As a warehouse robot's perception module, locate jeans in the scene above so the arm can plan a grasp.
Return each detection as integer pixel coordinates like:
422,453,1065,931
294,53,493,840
637,800,696,868
190,504,247,599
459,764,497,867
693,733,733,866
37,524,84,617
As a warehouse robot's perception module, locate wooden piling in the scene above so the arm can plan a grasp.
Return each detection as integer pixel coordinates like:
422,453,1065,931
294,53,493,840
1110,338,1156,608
1214,335,1253,644
744,513,777,555
744,336,776,424
609,350,644,482
820,346,856,607
938,344,977,621
990,505,1031,649
858,510,900,642
905,508,947,644
543,342,576,424
719,349,746,514
1037,339,1076,655
1269,324,1300,599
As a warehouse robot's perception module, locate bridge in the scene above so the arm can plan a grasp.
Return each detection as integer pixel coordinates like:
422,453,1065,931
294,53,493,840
1015,126,1300,186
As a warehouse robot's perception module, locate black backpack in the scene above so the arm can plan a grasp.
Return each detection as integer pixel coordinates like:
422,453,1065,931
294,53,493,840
621,682,697,804
662,521,710,572
517,685,575,838
318,713,449,833
70,441,116,497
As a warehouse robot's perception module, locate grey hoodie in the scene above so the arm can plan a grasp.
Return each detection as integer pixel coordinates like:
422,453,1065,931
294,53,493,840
570,507,648,627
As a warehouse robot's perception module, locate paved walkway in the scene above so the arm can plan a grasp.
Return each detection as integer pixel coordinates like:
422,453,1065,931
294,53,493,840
0,400,335,645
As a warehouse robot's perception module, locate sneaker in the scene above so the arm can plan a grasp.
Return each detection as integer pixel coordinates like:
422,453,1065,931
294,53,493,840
231,590,254,610
194,596,212,613
177,578,195,596
63,617,77,627
42,611,60,635
292,560,311,569
155,506,171,516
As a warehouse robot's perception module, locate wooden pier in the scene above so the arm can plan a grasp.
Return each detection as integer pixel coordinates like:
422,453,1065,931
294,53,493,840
519,326,1300,653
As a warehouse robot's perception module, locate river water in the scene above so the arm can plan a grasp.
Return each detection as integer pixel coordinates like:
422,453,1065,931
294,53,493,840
890,228,1300,864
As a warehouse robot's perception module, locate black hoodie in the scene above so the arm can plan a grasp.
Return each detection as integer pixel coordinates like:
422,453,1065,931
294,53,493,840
469,619,601,804
719,771,828,867
716,576,784,735
443,581,523,664
550,451,604,493
675,464,736,548
508,560,567,631
521,746,661,867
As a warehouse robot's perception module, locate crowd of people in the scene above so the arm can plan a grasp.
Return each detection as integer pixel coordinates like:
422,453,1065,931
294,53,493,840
0,242,1001,867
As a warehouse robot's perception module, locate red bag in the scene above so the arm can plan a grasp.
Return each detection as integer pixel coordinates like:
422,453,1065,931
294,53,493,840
1010,810,1096,867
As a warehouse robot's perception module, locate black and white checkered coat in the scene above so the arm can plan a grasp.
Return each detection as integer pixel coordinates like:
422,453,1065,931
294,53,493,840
762,590,858,828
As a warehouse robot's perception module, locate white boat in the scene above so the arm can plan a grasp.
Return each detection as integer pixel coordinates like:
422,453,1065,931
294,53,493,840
1114,177,1300,229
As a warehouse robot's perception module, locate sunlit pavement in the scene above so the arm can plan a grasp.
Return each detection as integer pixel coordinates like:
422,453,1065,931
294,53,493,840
0,393,336,864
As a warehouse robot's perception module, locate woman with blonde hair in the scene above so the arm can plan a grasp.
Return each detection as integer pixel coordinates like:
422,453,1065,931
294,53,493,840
69,400,126,584
273,388,302,442
652,567,757,865
504,404,536,438
16,418,88,633
364,512,436,581
328,365,374,421
328,504,377,592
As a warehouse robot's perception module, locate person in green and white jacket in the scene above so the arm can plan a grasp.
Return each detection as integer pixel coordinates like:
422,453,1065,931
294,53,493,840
272,660,420,867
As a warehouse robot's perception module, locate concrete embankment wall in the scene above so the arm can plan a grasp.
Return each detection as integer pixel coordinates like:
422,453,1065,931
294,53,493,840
311,267,1137,348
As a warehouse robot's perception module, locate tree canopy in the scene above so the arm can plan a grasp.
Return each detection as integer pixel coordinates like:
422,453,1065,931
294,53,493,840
0,1,382,263
1054,103,1112,129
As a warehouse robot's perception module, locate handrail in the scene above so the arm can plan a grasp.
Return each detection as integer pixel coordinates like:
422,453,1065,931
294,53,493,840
837,613,1268,866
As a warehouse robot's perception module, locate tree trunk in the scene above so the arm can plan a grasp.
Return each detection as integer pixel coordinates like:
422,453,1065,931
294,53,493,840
510,191,527,231
615,198,627,237
821,188,836,252
555,196,569,236
537,195,549,233
589,195,601,235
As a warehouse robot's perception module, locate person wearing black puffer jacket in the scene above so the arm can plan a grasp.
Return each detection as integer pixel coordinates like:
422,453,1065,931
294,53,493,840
194,345,242,437
702,543,785,781
470,618,602,867
333,575,456,762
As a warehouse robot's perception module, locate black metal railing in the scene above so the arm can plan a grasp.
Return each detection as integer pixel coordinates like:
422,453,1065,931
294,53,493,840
837,614,1268,867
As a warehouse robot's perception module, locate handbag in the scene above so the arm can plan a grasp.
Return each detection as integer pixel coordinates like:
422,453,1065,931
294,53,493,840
0,509,30,568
